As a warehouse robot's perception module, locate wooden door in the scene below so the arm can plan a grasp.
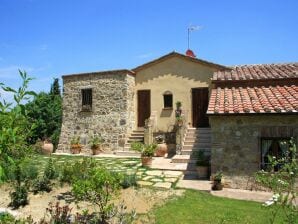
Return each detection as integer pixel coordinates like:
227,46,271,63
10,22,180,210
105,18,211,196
192,88,209,127
137,90,151,127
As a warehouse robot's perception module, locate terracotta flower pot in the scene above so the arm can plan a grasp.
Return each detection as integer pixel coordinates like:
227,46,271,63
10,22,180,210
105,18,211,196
42,141,53,155
155,143,168,157
91,145,102,155
212,180,223,191
70,144,82,154
141,157,152,167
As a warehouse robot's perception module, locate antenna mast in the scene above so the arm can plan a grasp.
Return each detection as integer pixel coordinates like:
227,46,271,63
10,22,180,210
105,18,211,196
187,25,201,49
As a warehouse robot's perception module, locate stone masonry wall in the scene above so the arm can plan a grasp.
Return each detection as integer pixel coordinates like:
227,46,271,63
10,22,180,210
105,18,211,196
57,72,135,153
209,115,298,189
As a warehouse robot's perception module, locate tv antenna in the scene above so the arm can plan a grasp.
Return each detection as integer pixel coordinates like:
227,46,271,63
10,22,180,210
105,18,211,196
187,25,202,49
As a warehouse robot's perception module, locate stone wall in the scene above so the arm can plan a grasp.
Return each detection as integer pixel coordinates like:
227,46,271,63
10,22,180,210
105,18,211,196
57,71,135,153
209,115,298,189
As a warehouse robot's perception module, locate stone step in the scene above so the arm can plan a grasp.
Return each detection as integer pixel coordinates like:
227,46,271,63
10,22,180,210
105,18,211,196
184,138,211,143
187,128,211,133
183,143,211,148
184,135,211,140
127,138,144,143
181,149,211,155
171,155,196,163
128,136,144,140
130,133,144,137
131,130,144,133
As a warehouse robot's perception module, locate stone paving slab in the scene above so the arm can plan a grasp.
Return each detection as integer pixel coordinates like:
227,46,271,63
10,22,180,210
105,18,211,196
164,177,178,183
163,170,183,177
153,182,172,189
151,178,163,182
211,188,273,203
47,154,184,189
142,176,152,181
176,178,212,191
137,181,153,186
146,170,163,176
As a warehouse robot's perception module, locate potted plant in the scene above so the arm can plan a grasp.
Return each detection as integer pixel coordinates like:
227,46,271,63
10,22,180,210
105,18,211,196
212,171,223,191
176,101,182,110
155,135,168,157
88,135,103,155
131,142,157,167
176,116,183,126
196,150,210,179
41,138,53,155
70,136,82,154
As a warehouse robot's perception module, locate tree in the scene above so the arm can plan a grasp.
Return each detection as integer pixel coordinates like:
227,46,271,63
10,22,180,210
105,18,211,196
50,78,61,96
25,78,62,150
0,70,36,181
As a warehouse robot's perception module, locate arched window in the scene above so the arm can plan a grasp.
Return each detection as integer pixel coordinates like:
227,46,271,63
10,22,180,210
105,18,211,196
163,91,173,109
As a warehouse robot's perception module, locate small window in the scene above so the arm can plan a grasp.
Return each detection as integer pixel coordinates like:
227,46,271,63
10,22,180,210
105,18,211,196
261,138,291,171
163,91,173,109
81,88,92,111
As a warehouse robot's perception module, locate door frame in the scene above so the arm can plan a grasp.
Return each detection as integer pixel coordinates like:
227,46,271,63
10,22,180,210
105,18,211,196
137,89,151,127
191,87,209,128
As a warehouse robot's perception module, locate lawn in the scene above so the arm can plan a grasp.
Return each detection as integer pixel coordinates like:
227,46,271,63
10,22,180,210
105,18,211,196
152,190,287,224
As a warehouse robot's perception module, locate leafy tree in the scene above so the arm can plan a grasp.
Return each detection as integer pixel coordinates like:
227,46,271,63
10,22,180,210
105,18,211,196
0,70,36,182
50,78,61,96
25,78,62,150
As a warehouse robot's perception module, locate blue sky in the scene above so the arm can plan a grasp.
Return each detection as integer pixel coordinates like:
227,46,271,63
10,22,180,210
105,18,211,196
0,0,298,101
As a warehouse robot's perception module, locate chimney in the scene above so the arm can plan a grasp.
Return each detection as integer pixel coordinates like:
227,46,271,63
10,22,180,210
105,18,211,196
186,49,196,58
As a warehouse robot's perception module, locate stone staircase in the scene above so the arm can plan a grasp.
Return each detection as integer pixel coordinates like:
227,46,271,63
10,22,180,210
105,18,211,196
114,129,144,156
171,127,211,179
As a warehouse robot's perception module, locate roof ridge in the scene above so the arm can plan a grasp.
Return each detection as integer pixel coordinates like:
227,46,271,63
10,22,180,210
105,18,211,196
230,62,298,68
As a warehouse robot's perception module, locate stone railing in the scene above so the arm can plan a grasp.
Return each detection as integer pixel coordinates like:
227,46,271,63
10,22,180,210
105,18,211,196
144,111,157,145
175,110,188,155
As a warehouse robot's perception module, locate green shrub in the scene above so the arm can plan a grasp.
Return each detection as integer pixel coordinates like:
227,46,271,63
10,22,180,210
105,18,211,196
44,158,58,180
59,161,74,184
120,173,137,189
72,167,122,223
10,185,28,208
59,158,97,185
0,212,15,223
32,177,52,194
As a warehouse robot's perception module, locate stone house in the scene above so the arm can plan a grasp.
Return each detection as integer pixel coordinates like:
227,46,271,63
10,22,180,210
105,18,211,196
58,51,298,189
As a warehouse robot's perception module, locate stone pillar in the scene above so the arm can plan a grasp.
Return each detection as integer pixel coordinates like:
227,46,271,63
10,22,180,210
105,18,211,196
175,125,182,155
144,119,153,145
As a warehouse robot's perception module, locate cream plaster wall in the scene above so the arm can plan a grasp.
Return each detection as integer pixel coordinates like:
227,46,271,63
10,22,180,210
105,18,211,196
135,56,218,132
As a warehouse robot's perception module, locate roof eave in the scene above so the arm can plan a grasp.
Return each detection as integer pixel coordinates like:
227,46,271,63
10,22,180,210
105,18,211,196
62,69,135,79
132,51,229,72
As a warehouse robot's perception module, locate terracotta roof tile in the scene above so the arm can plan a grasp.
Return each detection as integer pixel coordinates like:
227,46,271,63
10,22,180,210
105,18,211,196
207,85,298,114
213,63,298,81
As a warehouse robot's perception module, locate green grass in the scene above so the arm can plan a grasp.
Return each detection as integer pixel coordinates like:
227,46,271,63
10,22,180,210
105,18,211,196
152,190,287,224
